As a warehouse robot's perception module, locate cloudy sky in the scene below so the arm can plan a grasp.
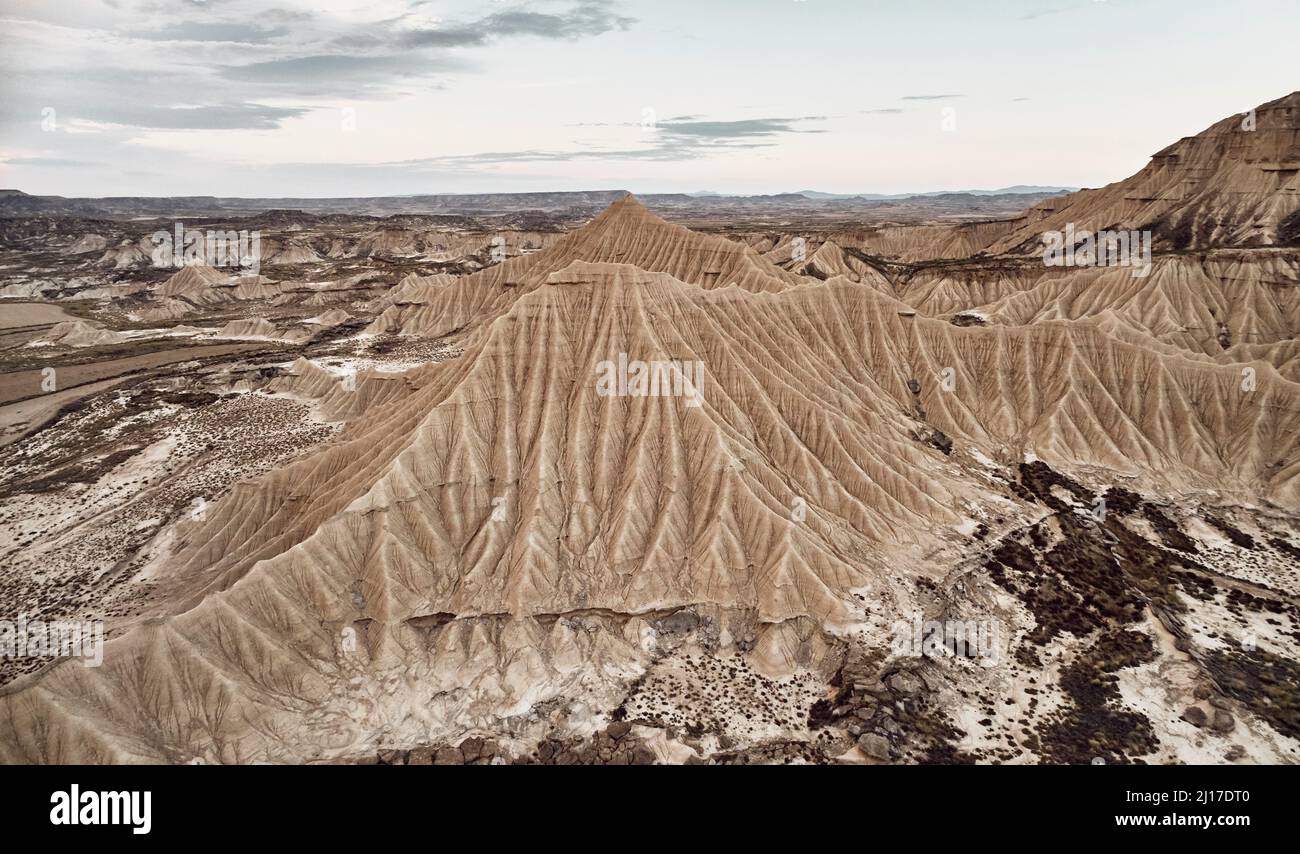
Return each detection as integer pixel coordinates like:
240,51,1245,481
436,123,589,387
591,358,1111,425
0,0,1296,197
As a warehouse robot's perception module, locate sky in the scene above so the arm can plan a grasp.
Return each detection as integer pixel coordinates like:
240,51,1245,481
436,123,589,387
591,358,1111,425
0,0,1296,198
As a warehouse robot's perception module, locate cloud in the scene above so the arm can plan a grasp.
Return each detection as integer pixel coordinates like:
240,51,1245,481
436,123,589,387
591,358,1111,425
391,27,486,48
1019,4,1094,21
125,21,290,43
377,1,635,48
901,94,963,101
1,156,100,167
2,1,638,127
380,114,830,168
219,54,466,90
481,2,635,39
655,116,826,139
861,108,905,114
407,148,692,164
0,71,312,131
0,2,822,191
225,2,634,90
92,103,312,131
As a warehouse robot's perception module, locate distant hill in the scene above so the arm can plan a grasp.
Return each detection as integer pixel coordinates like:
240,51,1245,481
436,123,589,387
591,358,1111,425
798,186,1076,201
0,187,1071,220
985,91,1300,252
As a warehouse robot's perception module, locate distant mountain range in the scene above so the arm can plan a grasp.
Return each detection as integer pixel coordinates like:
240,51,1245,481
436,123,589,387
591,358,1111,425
795,186,1077,200
0,187,1072,220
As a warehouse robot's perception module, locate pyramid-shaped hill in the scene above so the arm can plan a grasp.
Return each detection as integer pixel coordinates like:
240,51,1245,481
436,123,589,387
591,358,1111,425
158,263,233,297
986,91,1300,254
367,194,819,337
6,249,1300,762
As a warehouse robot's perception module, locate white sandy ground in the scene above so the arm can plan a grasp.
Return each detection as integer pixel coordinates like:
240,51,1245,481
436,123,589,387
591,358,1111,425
1118,614,1300,763
0,376,128,447
0,388,341,640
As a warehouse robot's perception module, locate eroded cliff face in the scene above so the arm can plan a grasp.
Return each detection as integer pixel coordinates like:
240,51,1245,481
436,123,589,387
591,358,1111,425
983,92,1300,255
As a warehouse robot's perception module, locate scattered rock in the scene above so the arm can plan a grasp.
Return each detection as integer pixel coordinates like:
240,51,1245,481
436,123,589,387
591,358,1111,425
926,429,953,455
1211,710,1235,734
857,733,892,760
888,672,923,696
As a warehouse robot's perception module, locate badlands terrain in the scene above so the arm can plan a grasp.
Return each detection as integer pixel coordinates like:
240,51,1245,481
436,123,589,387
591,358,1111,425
0,93,1298,765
